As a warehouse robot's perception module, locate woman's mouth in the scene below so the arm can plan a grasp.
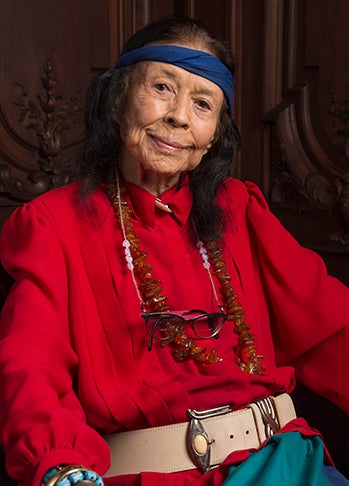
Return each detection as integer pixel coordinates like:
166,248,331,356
149,134,188,153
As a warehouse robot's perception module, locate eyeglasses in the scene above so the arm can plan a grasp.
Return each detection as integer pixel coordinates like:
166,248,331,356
141,309,228,351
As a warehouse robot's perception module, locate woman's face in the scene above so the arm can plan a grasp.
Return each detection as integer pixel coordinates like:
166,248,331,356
117,58,224,194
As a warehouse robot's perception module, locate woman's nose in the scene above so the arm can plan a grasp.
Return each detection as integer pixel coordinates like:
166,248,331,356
164,98,190,128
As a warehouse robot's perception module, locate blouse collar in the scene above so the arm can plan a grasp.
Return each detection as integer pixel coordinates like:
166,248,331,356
122,173,192,227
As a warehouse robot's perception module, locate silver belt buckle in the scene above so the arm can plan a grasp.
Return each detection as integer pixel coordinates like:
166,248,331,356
187,404,232,473
254,396,280,438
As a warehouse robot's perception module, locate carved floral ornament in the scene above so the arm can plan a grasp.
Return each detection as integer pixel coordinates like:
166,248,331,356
0,59,84,202
270,88,349,250
327,93,349,247
328,93,349,159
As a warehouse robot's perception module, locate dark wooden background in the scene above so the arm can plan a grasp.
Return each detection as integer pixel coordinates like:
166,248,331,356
0,0,348,481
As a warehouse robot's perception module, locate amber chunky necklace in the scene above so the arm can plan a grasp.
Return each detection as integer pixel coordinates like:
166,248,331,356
108,175,264,374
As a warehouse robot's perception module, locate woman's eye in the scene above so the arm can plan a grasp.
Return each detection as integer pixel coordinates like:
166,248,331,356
154,83,168,92
196,99,211,110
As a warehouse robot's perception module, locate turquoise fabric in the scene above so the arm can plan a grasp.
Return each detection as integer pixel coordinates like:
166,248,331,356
222,432,332,486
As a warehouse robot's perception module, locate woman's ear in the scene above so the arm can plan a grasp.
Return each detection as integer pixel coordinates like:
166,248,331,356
204,133,216,154
204,142,213,155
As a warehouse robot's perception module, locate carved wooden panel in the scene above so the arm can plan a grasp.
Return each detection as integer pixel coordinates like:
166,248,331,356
0,0,116,227
0,59,83,199
261,0,349,284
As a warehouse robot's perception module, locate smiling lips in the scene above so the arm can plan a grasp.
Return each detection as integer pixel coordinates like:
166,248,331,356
149,134,189,152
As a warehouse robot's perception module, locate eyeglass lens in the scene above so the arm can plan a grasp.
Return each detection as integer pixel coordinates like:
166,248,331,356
143,312,226,350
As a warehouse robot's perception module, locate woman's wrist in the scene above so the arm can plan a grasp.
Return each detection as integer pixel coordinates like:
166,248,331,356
41,464,104,486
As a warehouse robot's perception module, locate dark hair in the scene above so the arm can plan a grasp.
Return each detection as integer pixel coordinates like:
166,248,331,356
77,15,241,239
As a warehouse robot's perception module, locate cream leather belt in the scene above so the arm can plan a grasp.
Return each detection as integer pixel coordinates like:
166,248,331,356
103,393,296,477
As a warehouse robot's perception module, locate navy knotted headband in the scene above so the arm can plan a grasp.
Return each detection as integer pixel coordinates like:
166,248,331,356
114,45,233,112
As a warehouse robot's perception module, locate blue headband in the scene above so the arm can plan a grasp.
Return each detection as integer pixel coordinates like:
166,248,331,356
114,45,233,112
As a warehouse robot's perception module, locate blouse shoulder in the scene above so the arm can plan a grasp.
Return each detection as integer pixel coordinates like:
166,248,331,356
217,177,271,227
0,182,110,273
2,182,109,233
218,177,267,203
28,181,83,217
3,182,79,224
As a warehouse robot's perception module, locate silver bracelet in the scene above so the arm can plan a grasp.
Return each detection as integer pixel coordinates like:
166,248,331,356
42,464,104,486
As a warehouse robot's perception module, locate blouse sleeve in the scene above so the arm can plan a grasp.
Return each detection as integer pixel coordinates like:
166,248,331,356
244,181,349,414
0,200,110,486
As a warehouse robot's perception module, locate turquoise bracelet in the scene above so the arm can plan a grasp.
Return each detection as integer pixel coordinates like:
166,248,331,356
42,465,104,486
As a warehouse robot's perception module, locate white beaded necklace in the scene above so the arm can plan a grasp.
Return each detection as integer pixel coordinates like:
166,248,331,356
115,171,224,314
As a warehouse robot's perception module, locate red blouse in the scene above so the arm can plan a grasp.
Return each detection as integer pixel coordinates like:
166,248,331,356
0,177,348,486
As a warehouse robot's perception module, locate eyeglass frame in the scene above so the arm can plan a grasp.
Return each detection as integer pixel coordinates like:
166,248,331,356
141,309,228,351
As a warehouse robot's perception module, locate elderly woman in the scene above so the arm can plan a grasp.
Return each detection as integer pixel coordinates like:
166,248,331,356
0,15,348,486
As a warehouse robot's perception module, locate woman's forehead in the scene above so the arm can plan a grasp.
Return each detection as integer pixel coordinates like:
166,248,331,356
135,61,224,100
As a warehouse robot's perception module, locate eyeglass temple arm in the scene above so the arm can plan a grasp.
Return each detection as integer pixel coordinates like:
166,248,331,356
147,319,158,351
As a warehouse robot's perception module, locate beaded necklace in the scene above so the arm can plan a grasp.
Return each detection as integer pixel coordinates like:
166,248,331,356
108,175,264,375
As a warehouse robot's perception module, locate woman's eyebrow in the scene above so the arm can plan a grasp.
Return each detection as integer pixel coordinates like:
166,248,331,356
157,67,218,98
157,67,177,80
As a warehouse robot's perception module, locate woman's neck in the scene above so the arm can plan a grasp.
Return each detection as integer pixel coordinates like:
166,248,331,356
118,164,182,197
